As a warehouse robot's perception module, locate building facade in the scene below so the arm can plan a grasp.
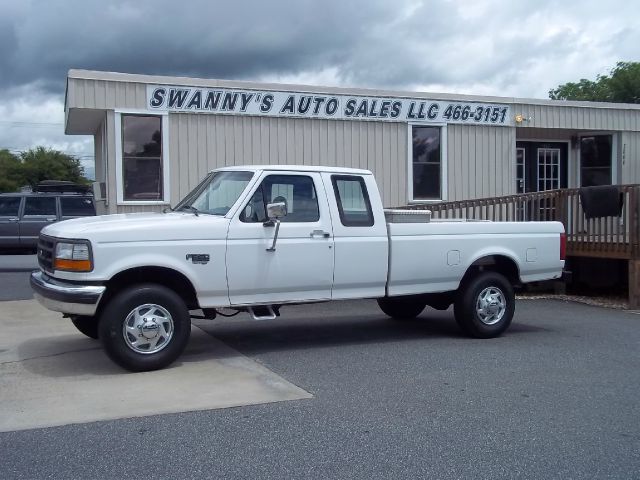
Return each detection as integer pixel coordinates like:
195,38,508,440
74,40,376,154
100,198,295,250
64,70,640,214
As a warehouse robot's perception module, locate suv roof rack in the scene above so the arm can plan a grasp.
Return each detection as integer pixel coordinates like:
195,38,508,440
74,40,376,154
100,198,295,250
33,180,91,194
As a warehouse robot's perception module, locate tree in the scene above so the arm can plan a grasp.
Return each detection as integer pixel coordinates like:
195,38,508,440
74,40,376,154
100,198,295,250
549,61,640,103
0,147,89,193
0,149,25,193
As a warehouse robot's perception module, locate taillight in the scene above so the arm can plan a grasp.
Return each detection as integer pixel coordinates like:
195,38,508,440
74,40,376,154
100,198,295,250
560,233,566,260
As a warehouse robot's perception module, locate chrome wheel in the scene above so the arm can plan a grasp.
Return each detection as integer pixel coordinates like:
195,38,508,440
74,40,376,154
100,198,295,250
122,303,174,354
475,286,506,325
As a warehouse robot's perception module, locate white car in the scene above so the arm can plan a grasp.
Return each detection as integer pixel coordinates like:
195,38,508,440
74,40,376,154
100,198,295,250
31,165,565,371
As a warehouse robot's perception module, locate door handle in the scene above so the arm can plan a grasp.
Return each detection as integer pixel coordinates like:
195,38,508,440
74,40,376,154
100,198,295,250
310,230,331,238
46,218,57,222
8,218,19,222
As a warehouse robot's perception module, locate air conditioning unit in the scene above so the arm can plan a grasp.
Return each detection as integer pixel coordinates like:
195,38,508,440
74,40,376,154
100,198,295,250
92,181,107,201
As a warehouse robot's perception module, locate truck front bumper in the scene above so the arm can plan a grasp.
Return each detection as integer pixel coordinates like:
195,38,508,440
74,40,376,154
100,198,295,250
30,271,106,316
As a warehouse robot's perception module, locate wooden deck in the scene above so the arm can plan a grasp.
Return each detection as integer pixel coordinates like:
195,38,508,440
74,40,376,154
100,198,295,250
399,185,640,306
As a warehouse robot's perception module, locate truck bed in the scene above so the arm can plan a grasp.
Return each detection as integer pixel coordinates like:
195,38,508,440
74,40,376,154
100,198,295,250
386,220,564,296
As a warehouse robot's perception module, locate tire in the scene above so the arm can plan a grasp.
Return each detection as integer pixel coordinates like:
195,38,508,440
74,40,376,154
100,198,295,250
377,296,426,320
70,316,99,339
454,272,515,338
98,284,191,372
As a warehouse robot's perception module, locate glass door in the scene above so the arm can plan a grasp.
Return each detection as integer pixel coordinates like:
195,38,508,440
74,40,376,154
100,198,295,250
537,148,561,191
537,147,561,220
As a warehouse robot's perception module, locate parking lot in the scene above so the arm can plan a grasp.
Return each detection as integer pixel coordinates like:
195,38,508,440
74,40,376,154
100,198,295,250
1,266,639,479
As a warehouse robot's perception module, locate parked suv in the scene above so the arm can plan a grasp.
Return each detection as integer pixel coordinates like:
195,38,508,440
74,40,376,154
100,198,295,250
0,181,95,251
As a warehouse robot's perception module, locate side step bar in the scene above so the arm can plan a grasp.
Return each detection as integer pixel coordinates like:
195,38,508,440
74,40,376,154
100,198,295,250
248,305,278,321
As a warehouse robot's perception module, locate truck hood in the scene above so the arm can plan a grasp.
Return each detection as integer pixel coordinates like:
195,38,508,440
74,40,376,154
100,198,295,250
42,212,230,243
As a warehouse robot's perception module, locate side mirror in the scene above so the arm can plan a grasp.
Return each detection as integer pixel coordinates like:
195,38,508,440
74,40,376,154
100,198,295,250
265,202,287,252
266,202,287,219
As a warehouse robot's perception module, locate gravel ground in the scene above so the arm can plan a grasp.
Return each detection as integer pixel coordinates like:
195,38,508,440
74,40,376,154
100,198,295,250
517,293,629,310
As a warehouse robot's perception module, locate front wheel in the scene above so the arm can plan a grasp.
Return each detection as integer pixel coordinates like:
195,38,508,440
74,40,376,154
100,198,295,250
454,272,515,338
98,284,191,372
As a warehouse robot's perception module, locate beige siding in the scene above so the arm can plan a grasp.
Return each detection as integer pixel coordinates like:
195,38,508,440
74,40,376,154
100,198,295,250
446,125,516,201
68,78,147,111
68,76,640,133
621,132,640,184
92,117,106,215
105,110,117,214
166,114,407,208
110,113,524,212
93,118,105,183
115,204,166,214
514,103,639,132
67,72,640,213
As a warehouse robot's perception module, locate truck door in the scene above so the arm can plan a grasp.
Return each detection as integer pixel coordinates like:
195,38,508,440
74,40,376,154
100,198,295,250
226,172,335,305
321,173,388,299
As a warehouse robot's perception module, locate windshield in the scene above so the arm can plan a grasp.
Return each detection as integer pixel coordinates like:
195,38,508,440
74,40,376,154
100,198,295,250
173,170,254,216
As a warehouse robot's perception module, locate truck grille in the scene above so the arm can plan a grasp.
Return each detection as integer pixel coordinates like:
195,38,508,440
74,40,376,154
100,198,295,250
37,235,55,272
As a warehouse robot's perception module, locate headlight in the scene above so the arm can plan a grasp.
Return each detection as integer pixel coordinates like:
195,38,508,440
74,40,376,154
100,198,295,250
54,241,93,272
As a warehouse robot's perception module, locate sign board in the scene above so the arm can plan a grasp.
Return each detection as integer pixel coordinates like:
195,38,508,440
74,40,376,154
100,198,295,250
147,85,512,126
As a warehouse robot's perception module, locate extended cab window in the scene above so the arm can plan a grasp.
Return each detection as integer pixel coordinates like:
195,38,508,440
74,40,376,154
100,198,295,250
332,175,374,227
0,197,21,216
23,197,56,216
241,175,319,223
60,197,96,216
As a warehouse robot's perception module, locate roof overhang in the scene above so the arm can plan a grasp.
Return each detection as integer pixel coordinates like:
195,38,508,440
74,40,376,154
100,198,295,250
65,108,104,135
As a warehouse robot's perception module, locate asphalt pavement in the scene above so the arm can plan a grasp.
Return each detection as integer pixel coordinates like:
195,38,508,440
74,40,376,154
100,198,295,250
0,253,38,272
0,255,38,302
1,283,639,479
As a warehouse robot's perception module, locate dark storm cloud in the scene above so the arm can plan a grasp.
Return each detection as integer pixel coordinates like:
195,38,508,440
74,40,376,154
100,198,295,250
0,0,586,95
0,0,400,92
0,0,637,97
0,0,636,162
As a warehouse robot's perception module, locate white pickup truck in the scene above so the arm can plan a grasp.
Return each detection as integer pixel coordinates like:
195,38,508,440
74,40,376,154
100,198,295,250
31,165,565,371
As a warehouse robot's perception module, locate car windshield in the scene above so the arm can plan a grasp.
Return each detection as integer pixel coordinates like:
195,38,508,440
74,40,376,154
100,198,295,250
173,170,254,216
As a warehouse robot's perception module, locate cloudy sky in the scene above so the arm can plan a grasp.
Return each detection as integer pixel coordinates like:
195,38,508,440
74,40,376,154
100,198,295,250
0,0,637,178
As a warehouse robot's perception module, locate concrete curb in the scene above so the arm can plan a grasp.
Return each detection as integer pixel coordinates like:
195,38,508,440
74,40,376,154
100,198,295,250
0,300,312,432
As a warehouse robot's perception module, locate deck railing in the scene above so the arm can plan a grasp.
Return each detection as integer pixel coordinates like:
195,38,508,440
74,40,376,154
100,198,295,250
400,185,640,260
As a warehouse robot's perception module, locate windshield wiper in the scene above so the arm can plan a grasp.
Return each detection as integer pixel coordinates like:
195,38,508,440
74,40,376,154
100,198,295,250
177,205,199,216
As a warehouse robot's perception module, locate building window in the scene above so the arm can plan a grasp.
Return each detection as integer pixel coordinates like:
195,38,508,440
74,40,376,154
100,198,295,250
411,126,442,200
580,135,612,187
121,115,164,201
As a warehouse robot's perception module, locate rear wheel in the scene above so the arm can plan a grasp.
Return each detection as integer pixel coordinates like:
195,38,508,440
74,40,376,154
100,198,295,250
98,284,191,372
70,316,99,339
377,296,426,320
454,272,514,338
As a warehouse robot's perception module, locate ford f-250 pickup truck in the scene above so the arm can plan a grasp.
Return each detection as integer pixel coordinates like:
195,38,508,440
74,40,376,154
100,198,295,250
31,165,565,372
